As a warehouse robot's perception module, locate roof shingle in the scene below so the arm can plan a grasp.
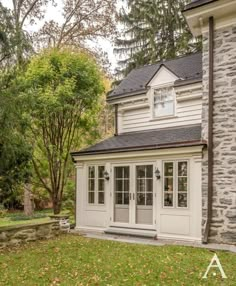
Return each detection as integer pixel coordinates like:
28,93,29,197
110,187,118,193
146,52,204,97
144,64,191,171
71,125,204,156
109,53,202,98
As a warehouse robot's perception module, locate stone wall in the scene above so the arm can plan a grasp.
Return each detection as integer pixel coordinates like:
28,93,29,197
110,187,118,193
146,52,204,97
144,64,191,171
0,221,60,249
202,24,236,244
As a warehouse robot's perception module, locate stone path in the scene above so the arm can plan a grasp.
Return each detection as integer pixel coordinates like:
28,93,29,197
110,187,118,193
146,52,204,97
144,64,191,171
71,230,236,253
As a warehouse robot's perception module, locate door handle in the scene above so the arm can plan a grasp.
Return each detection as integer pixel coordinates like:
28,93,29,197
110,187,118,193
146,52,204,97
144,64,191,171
133,193,135,200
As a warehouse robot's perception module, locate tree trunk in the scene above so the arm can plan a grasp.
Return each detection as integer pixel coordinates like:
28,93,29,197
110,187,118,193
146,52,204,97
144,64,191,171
24,184,34,216
52,198,61,214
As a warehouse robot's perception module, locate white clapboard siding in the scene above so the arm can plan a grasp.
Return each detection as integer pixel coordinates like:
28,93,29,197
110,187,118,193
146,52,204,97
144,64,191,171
121,98,202,133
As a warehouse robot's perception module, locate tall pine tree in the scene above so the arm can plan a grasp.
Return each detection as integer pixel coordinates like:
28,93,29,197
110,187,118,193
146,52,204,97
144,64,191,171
115,0,201,76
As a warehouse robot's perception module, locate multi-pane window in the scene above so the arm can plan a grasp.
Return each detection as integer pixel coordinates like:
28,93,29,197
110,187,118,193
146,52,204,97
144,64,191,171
114,167,130,205
153,87,174,117
88,166,105,205
136,165,153,206
163,161,188,208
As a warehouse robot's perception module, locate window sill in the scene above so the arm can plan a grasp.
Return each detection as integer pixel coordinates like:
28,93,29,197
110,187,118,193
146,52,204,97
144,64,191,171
150,115,177,122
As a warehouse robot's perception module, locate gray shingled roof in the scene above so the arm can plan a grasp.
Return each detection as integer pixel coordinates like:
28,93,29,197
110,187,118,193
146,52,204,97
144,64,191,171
184,0,217,11
109,53,202,98
71,125,204,156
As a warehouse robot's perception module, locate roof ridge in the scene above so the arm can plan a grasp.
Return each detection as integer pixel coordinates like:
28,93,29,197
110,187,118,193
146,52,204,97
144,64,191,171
130,51,202,72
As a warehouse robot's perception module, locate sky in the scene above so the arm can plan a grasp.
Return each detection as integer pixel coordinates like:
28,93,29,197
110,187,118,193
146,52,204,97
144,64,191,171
1,0,126,71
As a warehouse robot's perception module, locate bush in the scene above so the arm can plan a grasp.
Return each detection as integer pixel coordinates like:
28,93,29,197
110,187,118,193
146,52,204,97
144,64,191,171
0,204,7,218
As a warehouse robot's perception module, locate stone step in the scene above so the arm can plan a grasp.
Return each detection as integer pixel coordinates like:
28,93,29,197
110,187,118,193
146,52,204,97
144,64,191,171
104,227,157,239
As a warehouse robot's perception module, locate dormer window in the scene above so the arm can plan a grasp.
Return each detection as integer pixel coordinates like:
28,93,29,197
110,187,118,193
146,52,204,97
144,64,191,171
153,87,175,118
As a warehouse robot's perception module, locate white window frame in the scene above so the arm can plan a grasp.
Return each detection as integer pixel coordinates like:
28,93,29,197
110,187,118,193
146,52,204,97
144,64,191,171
152,85,176,119
162,160,189,209
87,165,105,206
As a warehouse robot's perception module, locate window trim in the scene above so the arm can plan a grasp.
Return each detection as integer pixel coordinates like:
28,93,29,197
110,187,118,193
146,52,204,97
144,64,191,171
87,165,105,206
162,160,189,209
151,85,176,120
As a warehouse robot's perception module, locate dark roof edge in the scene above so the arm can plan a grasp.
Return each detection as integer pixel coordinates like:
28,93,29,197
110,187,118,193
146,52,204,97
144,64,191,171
184,0,217,12
107,89,146,102
71,140,206,157
174,77,202,87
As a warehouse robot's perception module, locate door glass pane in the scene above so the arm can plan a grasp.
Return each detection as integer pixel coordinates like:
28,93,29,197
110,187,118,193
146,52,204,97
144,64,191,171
98,192,104,204
146,193,153,206
137,193,145,205
98,166,105,178
137,166,145,178
98,179,104,191
115,192,123,204
88,192,94,204
89,166,95,178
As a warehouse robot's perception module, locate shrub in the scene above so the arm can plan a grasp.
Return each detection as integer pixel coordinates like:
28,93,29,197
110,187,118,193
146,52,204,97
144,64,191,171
0,204,7,218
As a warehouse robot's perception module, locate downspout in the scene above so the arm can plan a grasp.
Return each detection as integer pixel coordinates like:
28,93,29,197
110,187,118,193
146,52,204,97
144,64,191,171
203,16,214,244
114,104,118,136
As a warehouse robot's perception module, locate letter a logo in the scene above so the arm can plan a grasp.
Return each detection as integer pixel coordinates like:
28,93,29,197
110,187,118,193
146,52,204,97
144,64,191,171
202,254,227,279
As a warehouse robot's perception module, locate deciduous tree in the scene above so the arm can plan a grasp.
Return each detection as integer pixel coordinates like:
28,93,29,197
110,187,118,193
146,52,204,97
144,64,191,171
22,49,105,214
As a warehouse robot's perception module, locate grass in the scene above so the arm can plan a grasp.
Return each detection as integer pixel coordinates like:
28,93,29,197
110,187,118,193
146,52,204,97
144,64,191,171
0,235,236,285
0,209,73,228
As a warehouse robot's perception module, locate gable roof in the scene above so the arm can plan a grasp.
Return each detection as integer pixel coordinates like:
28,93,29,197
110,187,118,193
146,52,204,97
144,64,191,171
71,125,204,156
109,53,202,99
184,0,218,11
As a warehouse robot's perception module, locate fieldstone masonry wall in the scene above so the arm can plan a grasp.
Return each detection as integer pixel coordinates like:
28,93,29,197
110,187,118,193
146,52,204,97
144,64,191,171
0,221,60,249
202,24,236,244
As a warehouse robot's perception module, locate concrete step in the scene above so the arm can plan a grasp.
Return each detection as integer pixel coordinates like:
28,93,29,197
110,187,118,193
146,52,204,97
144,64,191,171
104,227,157,239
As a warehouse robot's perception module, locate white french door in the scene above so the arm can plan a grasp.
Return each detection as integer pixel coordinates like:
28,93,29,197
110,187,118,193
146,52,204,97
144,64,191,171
112,163,155,228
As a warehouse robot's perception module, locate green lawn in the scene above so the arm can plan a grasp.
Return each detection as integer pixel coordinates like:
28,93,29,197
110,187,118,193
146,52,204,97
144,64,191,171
0,235,235,285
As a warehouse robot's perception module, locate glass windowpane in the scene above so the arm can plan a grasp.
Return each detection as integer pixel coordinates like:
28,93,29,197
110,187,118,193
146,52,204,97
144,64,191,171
164,193,173,207
178,193,187,208
89,166,95,178
98,166,105,178
164,162,173,176
98,192,104,204
178,177,188,193
88,192,94,204
137,193,145,205
164,177,173,192
115,192,123,204
178,162,188,176
124,193,129,205
98,179,104,191
89,179,95,191
146,193,153,206
146,179,153,193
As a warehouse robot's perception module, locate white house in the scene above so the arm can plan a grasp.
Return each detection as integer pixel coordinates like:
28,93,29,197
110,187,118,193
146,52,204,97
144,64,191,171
72,0,236,244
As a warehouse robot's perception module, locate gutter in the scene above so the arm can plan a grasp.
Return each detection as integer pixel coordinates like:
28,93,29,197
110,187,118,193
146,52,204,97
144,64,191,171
203,16,214,244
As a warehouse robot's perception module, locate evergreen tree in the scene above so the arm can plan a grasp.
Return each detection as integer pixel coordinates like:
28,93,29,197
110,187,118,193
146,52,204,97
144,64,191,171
115,0,201,76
